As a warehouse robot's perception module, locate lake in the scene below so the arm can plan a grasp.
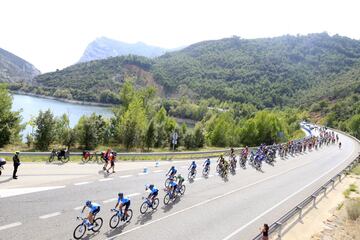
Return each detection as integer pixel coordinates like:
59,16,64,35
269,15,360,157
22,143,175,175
11,94,113,140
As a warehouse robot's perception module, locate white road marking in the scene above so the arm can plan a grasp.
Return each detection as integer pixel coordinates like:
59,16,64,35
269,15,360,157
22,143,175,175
221,149,355,240
74,206,83,211
103,198,117,203
127,192,141,198
0,186,66,198
153,170,164,173
74,181,92,186
0,222,22,231
119,175,133,178
181,166,188,169
106,160,315,240
99,178,114,182
138,172,148,176
39,212,61,219
208,174,214,178
194,177,202,181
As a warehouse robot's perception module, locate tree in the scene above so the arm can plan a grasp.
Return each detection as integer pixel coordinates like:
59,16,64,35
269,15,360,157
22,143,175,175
145,120,155,150
34,110,56,150
118,97,147,149
0,85,22,147
193,125,205,148
76,114,108,150
347,114,360,139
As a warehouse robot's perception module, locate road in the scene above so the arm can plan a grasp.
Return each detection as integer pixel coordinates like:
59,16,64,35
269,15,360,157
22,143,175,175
0,130,359,240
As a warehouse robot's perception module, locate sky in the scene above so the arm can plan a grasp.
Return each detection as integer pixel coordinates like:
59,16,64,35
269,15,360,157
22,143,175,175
1,0,360,73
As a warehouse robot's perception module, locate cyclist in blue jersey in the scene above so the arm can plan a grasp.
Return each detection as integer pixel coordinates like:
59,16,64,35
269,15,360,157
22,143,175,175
166,166,177,178
167,178,178,196
115,193,131,221
81,200,100,229
203,158,210,168
188,161,197,174
145,184,159,204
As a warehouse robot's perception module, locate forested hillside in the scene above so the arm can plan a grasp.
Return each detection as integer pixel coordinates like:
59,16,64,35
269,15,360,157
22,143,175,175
13,33,360,109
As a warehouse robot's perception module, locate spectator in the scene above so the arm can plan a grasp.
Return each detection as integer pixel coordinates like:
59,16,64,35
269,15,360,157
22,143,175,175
13,151,21,179
106,151,116,174
102,148,111,171
260,223,269,240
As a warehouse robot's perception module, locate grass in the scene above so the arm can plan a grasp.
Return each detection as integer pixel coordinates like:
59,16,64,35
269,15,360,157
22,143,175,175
343,184,359,199
337,202,344,210
346,198,360,220
290,129,306,141
351,164,360,175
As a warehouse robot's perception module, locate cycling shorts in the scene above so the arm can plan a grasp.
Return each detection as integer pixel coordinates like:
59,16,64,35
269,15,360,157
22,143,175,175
149,191,158,198
90,206,100,215
123,200,130,211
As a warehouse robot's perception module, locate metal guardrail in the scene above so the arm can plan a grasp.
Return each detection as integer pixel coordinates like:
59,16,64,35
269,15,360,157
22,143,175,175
252,127,360,240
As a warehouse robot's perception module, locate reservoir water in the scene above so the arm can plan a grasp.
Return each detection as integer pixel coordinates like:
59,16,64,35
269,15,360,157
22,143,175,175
11,94,113,140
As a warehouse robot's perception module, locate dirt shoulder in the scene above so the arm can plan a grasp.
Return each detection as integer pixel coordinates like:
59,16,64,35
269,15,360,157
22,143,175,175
283,168,360,240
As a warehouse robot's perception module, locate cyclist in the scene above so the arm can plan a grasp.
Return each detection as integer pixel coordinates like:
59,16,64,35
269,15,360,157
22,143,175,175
145,184,159,204
339,142,342,149
203,158,211,171
81,200,100,230
115,193,131,222
177,174,185,186
167,178,178,197
188,161,197,176
166,166,177,179
102,148,111,171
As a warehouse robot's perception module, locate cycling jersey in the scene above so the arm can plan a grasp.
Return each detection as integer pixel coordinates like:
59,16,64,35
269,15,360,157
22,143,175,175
88,203,100,214
118,197,130,205
204,159,210,166
168,168,177,175
189,163,197,169
150,187,158,194
169,181,177,187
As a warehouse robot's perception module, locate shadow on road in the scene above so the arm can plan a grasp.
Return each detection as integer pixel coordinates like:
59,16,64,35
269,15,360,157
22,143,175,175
0,177,13,184
105,224,126,238
135,211,155,225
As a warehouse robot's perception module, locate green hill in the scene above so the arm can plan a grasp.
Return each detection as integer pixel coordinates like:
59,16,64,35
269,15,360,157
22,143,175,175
20,33,360,107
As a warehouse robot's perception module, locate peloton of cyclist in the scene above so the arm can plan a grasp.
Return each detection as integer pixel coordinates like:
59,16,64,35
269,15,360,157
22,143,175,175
81,200,101,229
115,193,131,222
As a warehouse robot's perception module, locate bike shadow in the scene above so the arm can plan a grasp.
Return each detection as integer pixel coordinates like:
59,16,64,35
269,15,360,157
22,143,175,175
105,224,127,238
135,211,155,225
45,161,66,165
79,232,101,240
98,170,111,178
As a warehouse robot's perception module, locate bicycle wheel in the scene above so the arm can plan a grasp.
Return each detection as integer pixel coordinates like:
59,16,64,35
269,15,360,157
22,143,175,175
73,224,86,240
163,193,171,205
48,154,54,163
179,185,186,195
125,209,133,222
91,217,103,232
152,198,159,210
140,202,149,214
62,155,70,163
109,214,120,229
187,171,192,179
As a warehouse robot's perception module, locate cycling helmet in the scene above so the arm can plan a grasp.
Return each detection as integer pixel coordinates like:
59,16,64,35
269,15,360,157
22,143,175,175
85,200,91,206
192,161,195,164
15,151,20,155
118,192,124,198
171,166,175,169
178,174,182,178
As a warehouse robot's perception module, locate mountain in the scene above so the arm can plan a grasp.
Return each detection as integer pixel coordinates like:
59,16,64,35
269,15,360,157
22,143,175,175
22,33,360,108
79,37,168,62
0,48,40,83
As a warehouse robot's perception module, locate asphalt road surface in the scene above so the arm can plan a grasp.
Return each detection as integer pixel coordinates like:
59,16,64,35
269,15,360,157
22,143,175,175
0,130,359,240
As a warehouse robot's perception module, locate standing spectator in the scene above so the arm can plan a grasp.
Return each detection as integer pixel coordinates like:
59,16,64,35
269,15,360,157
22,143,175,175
260,223,269,240
13,151,21,179
106,151,116,174
102,148,111,171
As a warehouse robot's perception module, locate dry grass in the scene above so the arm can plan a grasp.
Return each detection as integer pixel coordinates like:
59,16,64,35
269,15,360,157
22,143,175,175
346,198,360,221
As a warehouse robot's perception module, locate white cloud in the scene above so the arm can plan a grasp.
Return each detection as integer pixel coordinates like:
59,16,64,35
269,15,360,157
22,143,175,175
0,0,359,73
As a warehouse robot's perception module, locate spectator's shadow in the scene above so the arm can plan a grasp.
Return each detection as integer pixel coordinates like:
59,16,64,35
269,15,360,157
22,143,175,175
0,177,13,184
